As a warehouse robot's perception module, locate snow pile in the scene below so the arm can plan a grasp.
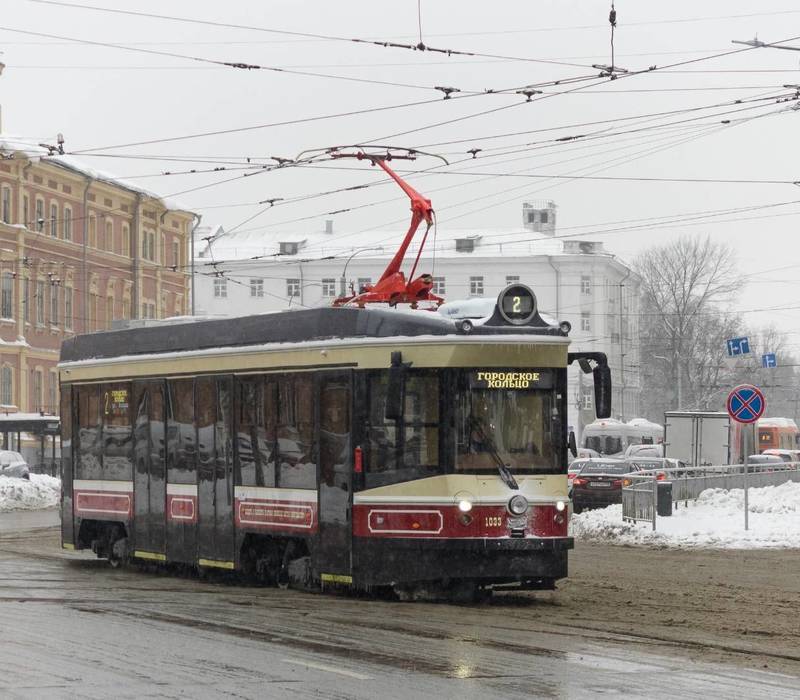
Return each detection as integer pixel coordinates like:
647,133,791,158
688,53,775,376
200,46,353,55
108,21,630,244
571,481,800,548
0,474,61,512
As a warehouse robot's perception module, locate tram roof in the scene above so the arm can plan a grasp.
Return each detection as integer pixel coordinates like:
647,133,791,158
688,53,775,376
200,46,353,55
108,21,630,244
60,306,566,364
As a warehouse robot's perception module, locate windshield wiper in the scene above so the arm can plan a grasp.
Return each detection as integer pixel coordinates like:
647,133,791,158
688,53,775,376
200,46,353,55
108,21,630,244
469,417,519,490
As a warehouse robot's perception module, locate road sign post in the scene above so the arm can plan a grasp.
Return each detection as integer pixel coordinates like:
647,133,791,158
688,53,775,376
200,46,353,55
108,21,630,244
726,384,766,532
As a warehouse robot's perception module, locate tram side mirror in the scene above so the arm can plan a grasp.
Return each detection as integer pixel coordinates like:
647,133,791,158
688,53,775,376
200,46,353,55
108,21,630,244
385,352,407,421
593,364,612,419
568,430,577,459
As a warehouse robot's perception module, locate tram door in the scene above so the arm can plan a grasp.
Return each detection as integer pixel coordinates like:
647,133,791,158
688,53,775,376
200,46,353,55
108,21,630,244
196,377,235,566
132,381,166,556
316,372,353,579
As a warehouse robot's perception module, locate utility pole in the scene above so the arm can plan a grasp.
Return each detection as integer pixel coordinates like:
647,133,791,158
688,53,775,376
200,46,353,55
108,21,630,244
618,270,631,421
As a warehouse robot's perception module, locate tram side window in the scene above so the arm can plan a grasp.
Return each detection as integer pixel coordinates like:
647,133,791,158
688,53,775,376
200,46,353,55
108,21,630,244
101,382,132,480
195,377,215,484
277,374,315,489
365,371,440,488
76,384,102,480
167,378,196,484
237,377,277,487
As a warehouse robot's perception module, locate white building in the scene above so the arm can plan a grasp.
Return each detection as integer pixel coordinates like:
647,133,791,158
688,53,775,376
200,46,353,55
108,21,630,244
193,202,640,438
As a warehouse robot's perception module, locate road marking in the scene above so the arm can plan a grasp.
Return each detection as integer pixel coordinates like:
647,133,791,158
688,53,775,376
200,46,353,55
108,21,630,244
281,658,372,680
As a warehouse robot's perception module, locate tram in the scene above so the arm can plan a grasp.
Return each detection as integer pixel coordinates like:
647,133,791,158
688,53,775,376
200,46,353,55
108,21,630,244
757,417,800,452
59,150,611,599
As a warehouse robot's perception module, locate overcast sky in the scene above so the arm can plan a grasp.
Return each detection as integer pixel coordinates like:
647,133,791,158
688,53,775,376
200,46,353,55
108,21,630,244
2,0,800,349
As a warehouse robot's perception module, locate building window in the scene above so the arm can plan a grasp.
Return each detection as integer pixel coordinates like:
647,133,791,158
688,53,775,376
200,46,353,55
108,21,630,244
286,278,300,298
0,366,12,406
1,187,11,224
23,278,30,323
105,219,113,252
540,211,549,224
505,275,520,286
456,238,475,253
36,281,46,326
142,302,155,319
50,203,58,237
32,370,43,411
581,275,592,295
0,273,13,319
63,207,72,241
160,294,167,319
35,198,45,232
65,287,73,330
469,276,484,296
122,296,130,320
142,231,156,261
106,296,114,329
121,224,130,256
160,233,166,264
90,292,98,330
49,371,58,415
581,312,591,331
88,215,97,247
22,195,29,227
431,277,445,295
172,240,180,268
250,278,264,298
321,278,336,297
50,284,59,327
582,393,593,410
213,277,227,298
356,277,372,293
279,241,299,255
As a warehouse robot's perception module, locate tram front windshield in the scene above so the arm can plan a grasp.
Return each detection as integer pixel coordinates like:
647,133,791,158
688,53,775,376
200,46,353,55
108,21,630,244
455,369,561,474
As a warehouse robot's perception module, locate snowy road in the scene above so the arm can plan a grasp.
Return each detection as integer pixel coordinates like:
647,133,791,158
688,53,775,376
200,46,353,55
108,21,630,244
0,517,799,698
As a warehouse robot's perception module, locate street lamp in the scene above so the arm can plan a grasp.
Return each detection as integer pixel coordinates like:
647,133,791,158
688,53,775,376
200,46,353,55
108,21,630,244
340,246,384,296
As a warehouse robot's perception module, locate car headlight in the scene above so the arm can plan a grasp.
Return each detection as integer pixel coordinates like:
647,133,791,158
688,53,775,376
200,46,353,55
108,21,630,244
507,494,529,516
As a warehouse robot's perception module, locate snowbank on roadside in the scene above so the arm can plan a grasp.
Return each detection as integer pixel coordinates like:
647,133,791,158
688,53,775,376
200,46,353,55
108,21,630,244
0,474,61,512
571,481,800,549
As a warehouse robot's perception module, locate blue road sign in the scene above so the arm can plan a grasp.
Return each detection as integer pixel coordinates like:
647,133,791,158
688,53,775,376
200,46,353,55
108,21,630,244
726,336,751,357
762,353,777,368
726,384,766,424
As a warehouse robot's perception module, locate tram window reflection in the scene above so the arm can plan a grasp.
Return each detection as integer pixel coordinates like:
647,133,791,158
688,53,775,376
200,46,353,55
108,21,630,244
77,384,101,480
236,377,276,488
167,378,195,484
365,371,441,488
101,382,132,481
277,374,316,489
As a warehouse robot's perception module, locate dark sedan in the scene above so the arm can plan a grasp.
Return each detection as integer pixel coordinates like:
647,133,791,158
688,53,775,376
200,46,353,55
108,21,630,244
571,459,632,513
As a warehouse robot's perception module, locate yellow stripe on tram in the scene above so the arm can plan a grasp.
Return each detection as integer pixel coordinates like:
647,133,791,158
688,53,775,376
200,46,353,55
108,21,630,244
134,550,167,562
198,558,235,570
61,542,75,550
321,573,353,585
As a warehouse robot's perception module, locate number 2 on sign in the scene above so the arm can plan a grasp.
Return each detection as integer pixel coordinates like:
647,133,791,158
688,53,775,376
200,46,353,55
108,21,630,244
512,296,521,313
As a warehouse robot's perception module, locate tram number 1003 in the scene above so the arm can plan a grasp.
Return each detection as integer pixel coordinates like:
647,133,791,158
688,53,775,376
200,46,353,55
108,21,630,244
485,516,503,528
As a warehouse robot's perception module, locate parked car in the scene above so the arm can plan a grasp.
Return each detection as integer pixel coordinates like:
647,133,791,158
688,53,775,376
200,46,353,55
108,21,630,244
746,454,785,467
0,451,30,480
571,459,633,513
761,448,800,463
623,457,686,479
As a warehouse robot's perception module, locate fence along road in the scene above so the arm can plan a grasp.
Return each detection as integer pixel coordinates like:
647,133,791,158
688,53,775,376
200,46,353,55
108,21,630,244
622,463,800,529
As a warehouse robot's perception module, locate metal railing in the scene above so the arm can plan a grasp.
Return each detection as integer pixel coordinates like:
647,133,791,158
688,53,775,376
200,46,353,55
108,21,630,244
622,463,800,530
30,459,60,477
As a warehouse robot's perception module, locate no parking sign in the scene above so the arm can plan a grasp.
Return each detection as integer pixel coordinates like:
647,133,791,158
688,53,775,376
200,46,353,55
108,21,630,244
726,384,766,424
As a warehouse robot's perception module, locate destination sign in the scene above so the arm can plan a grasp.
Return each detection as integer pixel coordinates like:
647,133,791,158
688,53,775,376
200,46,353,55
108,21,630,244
471,371,546,389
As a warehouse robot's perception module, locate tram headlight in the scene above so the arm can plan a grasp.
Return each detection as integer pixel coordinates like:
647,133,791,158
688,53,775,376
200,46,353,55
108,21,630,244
556,500,566,512
458,499,473,513
507,494,529,516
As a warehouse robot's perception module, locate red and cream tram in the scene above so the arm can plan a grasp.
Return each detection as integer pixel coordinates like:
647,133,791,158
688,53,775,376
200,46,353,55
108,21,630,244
59,151,611,600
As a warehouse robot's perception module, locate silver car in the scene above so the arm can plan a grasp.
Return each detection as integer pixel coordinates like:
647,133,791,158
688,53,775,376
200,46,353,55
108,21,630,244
0,451,30,480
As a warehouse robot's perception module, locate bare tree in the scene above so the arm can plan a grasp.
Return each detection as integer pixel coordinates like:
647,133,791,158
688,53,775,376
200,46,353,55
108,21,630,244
636,235,742,420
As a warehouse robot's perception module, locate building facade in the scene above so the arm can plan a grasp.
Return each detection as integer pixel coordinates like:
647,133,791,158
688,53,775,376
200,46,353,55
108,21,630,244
193,202,641,439
0,136,195,415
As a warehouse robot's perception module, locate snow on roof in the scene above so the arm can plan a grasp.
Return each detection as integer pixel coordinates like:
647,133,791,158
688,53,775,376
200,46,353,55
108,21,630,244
0,134,193,213
200,224,608,262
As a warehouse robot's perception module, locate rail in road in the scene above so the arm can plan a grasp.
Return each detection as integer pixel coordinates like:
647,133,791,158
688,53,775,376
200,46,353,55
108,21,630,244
0,521,799,697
